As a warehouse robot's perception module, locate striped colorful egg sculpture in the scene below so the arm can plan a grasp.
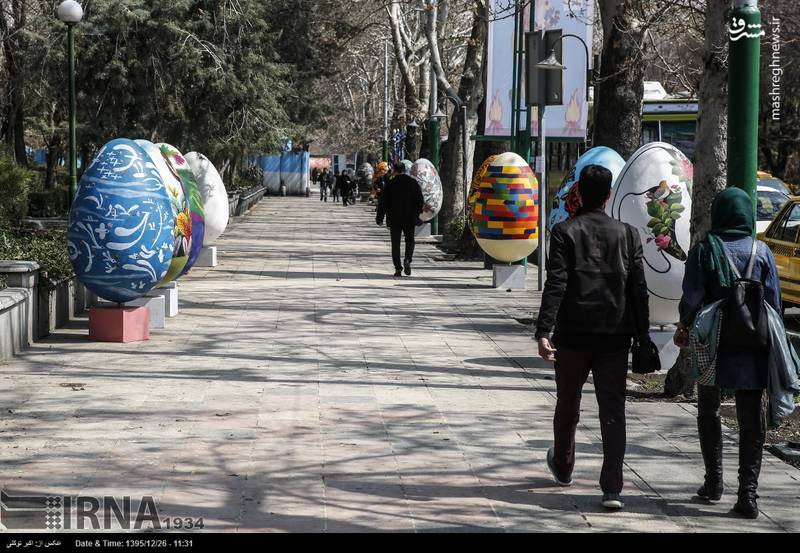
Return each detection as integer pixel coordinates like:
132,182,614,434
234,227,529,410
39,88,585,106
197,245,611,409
471,152,540,263
158,144,205,277
410,158,443,222
67,138,175,304
549,146,626,230
607,142,693,325
135,140,192,286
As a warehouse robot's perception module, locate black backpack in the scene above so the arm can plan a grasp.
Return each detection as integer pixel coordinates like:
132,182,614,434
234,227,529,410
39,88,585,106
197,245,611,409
718,239,769,352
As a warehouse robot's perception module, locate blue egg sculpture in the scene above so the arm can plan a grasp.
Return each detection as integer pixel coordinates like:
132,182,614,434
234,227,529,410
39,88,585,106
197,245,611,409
68,138,176,304
549,146,626,231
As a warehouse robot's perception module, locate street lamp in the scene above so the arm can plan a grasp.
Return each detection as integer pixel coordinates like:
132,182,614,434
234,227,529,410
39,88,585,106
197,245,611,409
57,0,83,207
527,32,592,291
535,33,592,101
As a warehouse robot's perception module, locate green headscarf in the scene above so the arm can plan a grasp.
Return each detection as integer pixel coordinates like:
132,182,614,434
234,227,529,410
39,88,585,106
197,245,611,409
688,187,755,289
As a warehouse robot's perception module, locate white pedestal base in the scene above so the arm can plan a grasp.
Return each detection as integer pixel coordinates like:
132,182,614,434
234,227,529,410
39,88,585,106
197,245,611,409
123,295,166,330
147,281,179,318
650,329,680,370
414,223,431,238
493,264,526,290
196,246,218,267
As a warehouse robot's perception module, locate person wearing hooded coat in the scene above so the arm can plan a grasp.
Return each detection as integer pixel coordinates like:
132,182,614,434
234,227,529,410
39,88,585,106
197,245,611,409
675,187,782,519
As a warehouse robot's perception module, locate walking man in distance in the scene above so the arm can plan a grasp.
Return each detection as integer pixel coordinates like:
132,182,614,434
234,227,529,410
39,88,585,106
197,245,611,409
376,162,424,277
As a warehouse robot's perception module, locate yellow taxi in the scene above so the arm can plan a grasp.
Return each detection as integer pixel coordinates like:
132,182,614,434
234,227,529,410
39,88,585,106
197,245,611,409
762,196,800,307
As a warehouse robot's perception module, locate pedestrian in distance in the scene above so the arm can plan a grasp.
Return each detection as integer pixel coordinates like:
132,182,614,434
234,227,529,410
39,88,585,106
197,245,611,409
340,170,353,207
674,187,781,519
331,170,340,203
319,168,329,202
535,164,650,511
375,162,424,277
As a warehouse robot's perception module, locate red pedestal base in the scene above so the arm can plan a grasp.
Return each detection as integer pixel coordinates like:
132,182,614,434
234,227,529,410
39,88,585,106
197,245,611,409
89,306,150,343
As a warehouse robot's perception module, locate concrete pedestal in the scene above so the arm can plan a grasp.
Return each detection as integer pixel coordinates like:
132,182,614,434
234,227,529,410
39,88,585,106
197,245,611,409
414,222,432,238
196,246,218,268
89,306,149,343
493,264,526,290
124,295,166,330
147,281,179,317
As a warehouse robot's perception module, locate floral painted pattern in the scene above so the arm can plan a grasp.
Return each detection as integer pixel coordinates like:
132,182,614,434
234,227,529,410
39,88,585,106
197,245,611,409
645,180,687,261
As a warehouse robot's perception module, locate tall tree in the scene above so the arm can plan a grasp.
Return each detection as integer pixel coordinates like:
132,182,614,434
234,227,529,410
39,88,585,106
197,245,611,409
663,0,729,398
437,0,486,233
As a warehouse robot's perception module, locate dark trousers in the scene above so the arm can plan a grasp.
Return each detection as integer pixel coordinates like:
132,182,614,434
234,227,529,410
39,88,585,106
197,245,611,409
342,190,350,206
319,185,327,201
552,348,628,494
697,384,764,494
390,223,416,271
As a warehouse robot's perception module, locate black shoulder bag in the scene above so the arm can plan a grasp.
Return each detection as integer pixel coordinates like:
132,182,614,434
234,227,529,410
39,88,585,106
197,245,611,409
626,225,662,374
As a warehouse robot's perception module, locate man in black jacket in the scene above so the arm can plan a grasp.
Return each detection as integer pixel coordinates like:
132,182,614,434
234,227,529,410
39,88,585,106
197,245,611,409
535,164,650,511
376,163,424,277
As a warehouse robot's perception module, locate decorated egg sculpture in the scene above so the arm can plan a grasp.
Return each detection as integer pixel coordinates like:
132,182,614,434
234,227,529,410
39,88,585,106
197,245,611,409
468,155,499,230
471,152,539,263
158,144,206,276
185,152,229,245
67,138,175,304
549,146,626,230
607,142,694,325
136,140,192,286
410,158,443,222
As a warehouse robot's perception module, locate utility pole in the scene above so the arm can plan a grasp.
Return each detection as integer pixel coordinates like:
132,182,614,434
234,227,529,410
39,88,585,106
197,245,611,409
727,0,762,213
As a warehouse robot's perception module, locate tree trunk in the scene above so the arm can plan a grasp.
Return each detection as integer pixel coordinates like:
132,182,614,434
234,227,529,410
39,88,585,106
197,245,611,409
44,144,60,190
0,0,28,165
592,0,646,159
663,0,729,399
438,0,487,236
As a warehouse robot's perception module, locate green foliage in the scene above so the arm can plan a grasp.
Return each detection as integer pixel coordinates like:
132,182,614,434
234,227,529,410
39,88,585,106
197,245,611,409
445,213,466,243
0,228,74,285
230,165,264,194
0,150,33,226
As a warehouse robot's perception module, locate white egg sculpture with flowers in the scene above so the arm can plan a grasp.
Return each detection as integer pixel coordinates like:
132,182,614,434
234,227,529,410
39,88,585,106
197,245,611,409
606,142,694,326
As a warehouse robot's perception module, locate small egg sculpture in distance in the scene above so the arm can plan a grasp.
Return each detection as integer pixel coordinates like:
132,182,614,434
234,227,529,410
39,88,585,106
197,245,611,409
158,144,206,276
471,152,539,263
185,152,229,245
67,138,175,304
410,158,443,222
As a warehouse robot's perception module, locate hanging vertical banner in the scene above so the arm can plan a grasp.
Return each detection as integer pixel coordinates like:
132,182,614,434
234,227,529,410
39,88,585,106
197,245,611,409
483,1,594,139
531,0,594,139
484,0,527,137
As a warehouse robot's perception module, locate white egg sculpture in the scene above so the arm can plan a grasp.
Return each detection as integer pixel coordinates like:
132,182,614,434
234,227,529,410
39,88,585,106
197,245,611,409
410,158,443,222
607,142,694,325
185,152,229,245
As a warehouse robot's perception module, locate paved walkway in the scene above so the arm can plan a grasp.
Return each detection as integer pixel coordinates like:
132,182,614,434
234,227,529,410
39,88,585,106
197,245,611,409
1,193,799,533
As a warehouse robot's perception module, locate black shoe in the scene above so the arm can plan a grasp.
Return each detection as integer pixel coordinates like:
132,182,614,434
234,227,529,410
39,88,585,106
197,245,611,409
394,270,402,277
546,447,572,487
733,495,759,519
697,415,724,502
696,481,723,502
601,493,624,510
403,260,411,276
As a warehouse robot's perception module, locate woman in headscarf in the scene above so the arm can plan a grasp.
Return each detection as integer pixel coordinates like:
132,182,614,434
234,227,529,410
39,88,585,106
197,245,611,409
674,187,781,519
